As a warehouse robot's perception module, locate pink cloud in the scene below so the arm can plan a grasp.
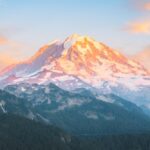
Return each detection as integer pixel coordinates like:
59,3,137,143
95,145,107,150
0,53,18,70
0,35,25,70
0,36,9,44
132,47,150,70
125,21,150,34
144,2,150,10
129,0,150,11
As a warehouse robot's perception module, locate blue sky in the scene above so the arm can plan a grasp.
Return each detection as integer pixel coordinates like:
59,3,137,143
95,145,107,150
0,0,150,67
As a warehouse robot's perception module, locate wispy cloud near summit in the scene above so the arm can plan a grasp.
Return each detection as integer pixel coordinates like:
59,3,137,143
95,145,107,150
132,46,150,70
126,21,150,34
0,34,27,70
125,1,150,34
0,36,8,44
129,0,150,11
143,2,150,11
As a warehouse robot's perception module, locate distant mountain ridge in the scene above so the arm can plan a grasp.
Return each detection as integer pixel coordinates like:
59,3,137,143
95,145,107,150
1,83,150,136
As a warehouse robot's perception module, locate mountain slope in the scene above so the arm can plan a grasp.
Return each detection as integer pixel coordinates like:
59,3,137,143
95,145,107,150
3,83,150,135
72,133,150,150
0,113,72,150
0,34,149,85
0,90,30,116
0,113,150,150
0,34,149,109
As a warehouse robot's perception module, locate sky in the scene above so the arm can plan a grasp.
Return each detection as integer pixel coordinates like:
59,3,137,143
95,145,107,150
0,0,150,69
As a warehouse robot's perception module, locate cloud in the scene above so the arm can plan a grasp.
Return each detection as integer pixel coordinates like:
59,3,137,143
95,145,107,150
132,47,150,70
125,21,150,34
0,35,18,46
125,1,150,34
0,26,33,71
129,0,150,11
0,35,25,70
0,53,18,70
0,36,9,44
0,35,24,48
144,2,150,10
0,47,21,70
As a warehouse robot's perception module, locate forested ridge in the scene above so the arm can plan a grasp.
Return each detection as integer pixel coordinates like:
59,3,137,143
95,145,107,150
0,113,150,150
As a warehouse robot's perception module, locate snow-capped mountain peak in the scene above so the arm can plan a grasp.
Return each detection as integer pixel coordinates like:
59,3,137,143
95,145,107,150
0,34,149,95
